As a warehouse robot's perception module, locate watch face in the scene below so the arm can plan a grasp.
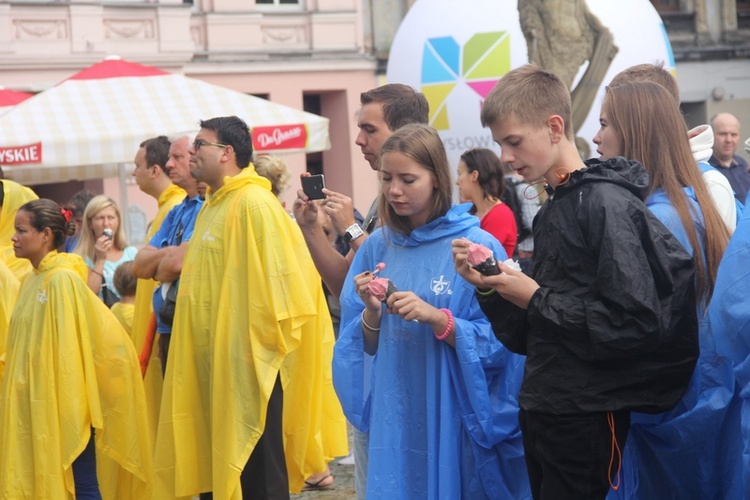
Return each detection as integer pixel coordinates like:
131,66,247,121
345,224,364,243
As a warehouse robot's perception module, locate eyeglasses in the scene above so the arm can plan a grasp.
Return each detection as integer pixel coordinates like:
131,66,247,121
193,139,229,150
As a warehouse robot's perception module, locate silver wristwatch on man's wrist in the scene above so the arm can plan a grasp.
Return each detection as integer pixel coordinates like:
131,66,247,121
343,223,365,243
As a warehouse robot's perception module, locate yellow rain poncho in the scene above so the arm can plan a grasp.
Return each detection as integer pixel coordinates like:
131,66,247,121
0,251,152,499
0,179,38,280
111,302,135,337
154,167,346,498
0,259,19,350
130,183,185,446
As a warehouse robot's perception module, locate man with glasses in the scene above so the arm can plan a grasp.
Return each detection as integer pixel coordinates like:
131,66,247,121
153,116,335,499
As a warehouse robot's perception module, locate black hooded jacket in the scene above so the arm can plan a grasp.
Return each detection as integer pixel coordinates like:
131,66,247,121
478,157,699,414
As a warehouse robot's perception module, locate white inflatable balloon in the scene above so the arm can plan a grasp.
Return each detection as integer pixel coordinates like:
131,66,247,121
387,0,674,167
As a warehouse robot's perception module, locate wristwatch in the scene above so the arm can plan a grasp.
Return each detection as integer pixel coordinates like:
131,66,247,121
343,223,365,244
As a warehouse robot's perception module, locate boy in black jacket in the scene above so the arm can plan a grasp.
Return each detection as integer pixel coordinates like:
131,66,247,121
452,64,698,500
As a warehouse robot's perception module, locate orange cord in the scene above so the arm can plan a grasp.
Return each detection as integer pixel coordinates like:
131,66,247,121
522,167,572,200
607,411,622,491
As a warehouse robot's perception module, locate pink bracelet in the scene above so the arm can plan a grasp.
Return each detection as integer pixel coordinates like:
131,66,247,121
434,308,453,340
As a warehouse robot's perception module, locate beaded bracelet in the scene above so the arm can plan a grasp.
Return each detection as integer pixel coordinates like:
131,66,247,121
361,310,381,334
434,308,453,341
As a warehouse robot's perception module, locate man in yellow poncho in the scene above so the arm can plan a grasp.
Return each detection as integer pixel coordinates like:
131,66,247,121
0,178,38,280
0,258,19,381
0,199,151,498
153,116,346,498
129,135,185,449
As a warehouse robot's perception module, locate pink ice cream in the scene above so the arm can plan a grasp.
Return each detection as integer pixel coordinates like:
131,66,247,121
374,262,386,273
467,243,493,267
368,277,396,302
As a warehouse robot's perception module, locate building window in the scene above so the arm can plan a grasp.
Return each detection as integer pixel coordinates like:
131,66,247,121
650,0,680,12
256,0,301,5
738,0,750,12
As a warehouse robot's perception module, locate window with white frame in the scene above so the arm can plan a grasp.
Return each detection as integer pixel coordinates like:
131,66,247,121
256,0,302,5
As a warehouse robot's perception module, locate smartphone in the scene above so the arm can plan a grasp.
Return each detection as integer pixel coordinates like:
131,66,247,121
301,174,326,200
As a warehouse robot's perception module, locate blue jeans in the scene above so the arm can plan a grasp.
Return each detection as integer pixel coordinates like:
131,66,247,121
72,430,101,499
352,427,368,500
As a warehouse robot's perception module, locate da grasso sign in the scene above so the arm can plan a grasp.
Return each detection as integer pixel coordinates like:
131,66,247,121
253,124,308,151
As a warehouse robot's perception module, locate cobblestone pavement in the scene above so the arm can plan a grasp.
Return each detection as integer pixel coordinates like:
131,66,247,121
291,459,356,500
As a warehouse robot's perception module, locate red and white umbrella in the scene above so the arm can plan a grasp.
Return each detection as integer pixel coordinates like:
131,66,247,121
0,87,33,116
0,57,330,185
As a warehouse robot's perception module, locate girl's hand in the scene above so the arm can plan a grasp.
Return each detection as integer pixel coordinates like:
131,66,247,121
386,291,441,326
353,271,382,313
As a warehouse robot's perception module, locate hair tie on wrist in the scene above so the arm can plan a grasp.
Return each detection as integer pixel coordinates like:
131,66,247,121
361,310,380,333
434,308,453,341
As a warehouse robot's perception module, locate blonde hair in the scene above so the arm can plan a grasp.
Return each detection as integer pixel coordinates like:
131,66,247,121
254,155,291,198
481,64,573,139
609,62,679,104
74,195,128,261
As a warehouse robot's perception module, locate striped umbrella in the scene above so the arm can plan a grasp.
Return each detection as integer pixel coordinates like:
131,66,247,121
0,87,34,116
0,57,330,185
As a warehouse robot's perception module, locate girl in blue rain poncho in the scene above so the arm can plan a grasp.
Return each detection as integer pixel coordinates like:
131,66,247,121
593,82,742,499
709,207,750,496
332,124,530,499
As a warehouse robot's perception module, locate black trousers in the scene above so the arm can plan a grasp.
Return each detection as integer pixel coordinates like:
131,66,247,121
519,408,630,500
201,375,289,500
158,334,171,377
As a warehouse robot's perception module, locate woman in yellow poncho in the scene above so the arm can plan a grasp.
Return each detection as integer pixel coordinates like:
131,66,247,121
0,179,38,280
0,199,152,499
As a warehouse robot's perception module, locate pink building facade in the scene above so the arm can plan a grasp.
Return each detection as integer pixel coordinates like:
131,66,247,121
0,0,379,241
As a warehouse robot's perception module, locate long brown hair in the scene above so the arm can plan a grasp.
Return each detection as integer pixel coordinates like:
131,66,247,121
378,124,453,235
603,81,729,302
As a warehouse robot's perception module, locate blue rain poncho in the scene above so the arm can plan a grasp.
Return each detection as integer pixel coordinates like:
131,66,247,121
333,204,530,499
709,205,750,497
609,187,743,499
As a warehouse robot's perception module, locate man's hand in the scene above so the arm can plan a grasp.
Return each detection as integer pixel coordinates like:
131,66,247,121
292,173,320,229
321,188,357,235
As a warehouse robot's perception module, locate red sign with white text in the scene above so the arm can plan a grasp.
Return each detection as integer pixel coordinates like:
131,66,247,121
253,124,307,151
0,143,42,165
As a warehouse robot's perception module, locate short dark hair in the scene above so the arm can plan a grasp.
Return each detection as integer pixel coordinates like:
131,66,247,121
361,84,429,131
113,261,138,297
20,199,76,249
199,116,253,169
460,148,505,200
139,136,171,175
65,189,96,218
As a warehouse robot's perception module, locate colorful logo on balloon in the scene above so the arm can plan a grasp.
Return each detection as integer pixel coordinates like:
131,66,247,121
421,32,510,130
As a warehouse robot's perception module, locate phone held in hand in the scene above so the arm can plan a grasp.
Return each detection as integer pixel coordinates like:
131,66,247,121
301,174,326,200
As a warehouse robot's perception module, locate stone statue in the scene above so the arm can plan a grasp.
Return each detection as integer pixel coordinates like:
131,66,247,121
518,0,618,158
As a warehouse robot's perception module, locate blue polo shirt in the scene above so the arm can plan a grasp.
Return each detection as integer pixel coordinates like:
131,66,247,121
149,195,204,334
